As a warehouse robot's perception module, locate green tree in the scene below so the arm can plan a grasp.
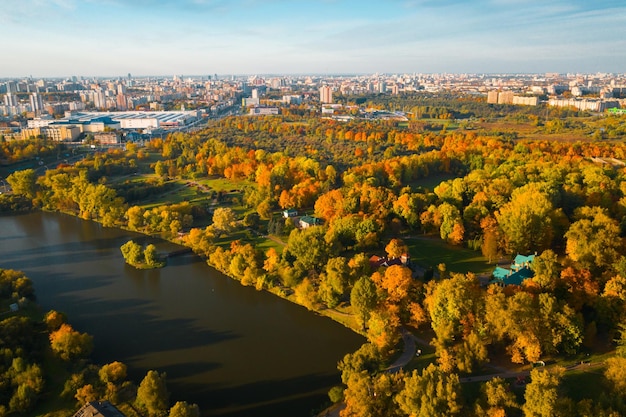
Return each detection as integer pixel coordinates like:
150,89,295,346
338,343,381,384
495,184,554,254
522,367,564,417
144,244,162,267
285,226,333,272
531,249,560,290
395,364,463,417
350,276,378,328
154,160,168,178
6,169,37,200
565,206,621,272
319,257,349,308
9,384,36,413
136,370,169,417
120,240,143,265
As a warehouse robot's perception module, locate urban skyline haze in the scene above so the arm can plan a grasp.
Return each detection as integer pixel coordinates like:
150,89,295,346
2,0,625,77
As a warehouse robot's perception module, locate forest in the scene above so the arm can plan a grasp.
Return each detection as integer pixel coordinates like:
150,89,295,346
2,95,626,416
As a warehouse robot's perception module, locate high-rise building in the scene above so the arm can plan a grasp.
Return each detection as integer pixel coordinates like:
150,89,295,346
29,92,44,113
320,85,333,104
3,92,18,107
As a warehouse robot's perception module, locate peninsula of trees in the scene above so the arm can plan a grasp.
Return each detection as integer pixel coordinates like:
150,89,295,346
2,92,626,416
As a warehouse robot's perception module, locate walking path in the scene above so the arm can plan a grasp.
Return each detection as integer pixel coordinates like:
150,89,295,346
317,328,606,417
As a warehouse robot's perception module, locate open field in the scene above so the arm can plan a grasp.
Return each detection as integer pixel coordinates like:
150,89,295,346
407,236,493,275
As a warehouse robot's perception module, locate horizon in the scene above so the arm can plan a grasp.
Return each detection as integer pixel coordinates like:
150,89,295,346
2,71,625,82
2,0,625,78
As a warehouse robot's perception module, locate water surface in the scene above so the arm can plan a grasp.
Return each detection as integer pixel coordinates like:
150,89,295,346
0,212,364,416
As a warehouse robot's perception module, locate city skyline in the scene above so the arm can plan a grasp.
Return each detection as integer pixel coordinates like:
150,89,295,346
2,0,625,78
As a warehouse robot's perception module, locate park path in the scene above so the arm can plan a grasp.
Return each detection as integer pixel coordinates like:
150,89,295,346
317,328,424,417
317,328,605,417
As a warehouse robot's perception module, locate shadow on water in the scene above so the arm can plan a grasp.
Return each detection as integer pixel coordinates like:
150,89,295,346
1,236,129,267
44,294,240,362
173,373,338,417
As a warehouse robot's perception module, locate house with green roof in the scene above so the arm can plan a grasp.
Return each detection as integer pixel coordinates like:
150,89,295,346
491,253,535,286
299,215,322,229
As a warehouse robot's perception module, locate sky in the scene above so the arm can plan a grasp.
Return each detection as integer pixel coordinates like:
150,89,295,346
1,0,625,77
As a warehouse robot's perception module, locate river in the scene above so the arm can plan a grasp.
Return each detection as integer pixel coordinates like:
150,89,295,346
0,212,364,416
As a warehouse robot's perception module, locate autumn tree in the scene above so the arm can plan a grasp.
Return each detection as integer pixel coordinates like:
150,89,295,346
136,370,169,417
385,238,408,259
120,240,143,265
341,372,402,417
480,216,501,264
144,244,164,268
474,377,518,417
530,249,560,290
522,367,564,417
212,207,237,235
338,343,382,385
375,265,413,305
425,273,483,345
44,309,67,331
604,356,626,398
168,401,200,417
565,206,621,272
7,169,37,200
495,183,554,254
395,364,463,417
49,323,93,361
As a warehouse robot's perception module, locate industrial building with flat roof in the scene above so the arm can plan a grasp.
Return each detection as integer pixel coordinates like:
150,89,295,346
57,110,199,130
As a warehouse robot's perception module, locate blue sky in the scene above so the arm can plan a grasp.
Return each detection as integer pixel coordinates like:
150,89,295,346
2,0,625,77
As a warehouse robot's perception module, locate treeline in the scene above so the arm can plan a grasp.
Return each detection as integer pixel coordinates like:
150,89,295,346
0,139,61,165
0,268,200,417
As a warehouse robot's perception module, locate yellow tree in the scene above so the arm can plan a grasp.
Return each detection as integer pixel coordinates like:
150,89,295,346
49,324,93,361
495,183,554,254
385,239,408,259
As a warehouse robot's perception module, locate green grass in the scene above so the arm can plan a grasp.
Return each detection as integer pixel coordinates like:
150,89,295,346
199,176,254,192
561,366,607,402
407,236,492,275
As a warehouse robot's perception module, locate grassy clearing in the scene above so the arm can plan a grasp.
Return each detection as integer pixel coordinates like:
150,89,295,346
561,366,607,402
409,172,460,191
407,236,492,275
199,176,254,192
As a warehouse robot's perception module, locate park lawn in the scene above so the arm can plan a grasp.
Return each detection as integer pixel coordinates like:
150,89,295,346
561,366,607,402
407,236,492,275
198,176,254,192
214,228,284,254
